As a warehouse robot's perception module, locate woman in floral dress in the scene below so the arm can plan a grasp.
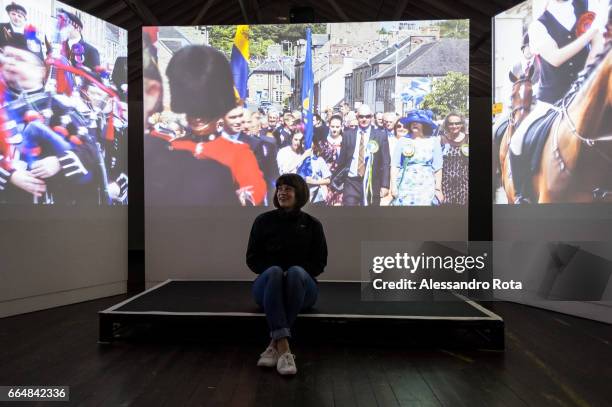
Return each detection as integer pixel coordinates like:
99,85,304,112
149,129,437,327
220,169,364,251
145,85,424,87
390,110,443,206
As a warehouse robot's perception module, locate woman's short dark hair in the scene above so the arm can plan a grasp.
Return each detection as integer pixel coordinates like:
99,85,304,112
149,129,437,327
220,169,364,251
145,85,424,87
166,45,236,121
273,174,309,209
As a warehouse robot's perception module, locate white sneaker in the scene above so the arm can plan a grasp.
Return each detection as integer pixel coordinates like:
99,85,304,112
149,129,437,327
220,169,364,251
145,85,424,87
257,345,279,367
276,352,297,375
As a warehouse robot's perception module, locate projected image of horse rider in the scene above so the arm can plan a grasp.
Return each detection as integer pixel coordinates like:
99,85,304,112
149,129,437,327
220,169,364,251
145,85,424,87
336,104,390,206
0,33,98,204
508,0,607,203
61,10,100,72
0,2,27,49
390,111,443,206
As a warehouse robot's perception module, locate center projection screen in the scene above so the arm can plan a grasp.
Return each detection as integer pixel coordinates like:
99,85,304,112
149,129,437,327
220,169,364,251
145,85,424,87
143,21,470,282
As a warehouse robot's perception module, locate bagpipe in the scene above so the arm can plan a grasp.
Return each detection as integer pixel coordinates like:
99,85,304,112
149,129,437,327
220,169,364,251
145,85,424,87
0,73,11,172
47,10,125,141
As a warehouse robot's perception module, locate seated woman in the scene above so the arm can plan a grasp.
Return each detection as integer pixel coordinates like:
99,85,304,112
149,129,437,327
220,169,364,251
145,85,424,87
246,173,327,375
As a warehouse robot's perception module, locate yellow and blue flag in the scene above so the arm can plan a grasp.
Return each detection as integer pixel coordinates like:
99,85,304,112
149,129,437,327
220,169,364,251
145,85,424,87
301,28,314,148
231,25,250,104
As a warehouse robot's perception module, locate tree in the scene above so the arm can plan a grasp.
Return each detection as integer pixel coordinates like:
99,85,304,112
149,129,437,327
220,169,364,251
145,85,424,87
207,24,327,61
207,25,234,57
436,20,469,39
421,71,469,118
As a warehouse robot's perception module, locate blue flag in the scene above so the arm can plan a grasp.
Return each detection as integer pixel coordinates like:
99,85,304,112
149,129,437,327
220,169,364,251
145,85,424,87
231,25,249,104
301,28,314,149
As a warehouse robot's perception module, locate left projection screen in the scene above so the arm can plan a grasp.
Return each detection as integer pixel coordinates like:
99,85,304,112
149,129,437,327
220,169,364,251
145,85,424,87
0,0,128,205
0,0,128,317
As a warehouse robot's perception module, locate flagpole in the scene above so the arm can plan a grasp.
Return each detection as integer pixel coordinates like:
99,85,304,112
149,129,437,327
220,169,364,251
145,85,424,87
395,44,398,113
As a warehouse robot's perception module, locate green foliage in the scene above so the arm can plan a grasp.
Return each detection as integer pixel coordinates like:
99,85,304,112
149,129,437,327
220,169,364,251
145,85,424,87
421,71,469,118
207,25,235,56
435,20,469,39
207,24,327,60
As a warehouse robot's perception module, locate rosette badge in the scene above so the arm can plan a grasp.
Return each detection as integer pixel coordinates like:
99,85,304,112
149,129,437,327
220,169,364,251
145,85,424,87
367,140,379,154
402,140,415,157
461,143,469,157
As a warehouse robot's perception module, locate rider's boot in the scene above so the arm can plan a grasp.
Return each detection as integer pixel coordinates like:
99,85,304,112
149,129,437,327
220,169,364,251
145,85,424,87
509,151,531,204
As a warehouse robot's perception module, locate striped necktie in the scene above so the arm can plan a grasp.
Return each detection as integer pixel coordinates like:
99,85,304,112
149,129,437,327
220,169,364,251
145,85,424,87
358,130,366,177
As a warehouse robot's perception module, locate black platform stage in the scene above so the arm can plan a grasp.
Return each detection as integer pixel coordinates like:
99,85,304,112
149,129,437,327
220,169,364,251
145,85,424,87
99,280,504,349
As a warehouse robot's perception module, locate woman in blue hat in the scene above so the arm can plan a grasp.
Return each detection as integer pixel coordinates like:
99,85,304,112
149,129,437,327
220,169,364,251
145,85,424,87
390,110,443,206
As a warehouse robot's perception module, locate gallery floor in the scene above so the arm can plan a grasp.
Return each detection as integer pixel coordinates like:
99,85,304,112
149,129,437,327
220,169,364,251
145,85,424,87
0,294,610,407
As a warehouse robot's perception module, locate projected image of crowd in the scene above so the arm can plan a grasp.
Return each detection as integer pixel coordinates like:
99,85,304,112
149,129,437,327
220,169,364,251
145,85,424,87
0,1,128,205
144,22,469,206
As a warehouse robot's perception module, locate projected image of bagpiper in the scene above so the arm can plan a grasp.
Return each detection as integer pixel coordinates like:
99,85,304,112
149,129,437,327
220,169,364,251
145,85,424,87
493,0,611,204
0,1,128,205
144,21,469,206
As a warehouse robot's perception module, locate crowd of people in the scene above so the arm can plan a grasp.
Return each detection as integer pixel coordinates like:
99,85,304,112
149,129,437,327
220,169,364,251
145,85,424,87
0,2,128,205
145,40,469,207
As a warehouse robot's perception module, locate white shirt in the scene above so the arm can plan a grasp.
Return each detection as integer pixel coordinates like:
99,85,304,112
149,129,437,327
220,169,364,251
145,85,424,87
10,23,24,34
529,0,598,55
308,156,332,203
68,35,82,50
277,146,302,175
221,130,241,143
348,126,371,177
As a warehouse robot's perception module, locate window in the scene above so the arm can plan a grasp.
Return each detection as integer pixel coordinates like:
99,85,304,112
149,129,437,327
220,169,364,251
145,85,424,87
274,74,282,85
274,91,283,102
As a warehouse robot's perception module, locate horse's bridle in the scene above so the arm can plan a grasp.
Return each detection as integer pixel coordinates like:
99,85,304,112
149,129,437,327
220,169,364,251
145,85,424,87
509,78,533,129
561,94,612,147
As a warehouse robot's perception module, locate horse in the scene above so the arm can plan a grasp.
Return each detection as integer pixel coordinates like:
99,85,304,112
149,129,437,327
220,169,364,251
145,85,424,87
498,63,536,203
534,44,612,203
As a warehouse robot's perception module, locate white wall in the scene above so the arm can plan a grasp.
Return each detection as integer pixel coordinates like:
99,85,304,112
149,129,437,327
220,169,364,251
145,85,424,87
0,207,128,318
145,206,468,284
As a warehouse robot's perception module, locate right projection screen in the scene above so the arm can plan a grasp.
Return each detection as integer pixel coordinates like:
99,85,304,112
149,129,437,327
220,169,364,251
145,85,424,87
493,0,610,205
492,0,612,322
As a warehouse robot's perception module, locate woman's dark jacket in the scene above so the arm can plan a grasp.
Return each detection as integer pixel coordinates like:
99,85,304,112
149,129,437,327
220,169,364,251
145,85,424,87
246,209,327,278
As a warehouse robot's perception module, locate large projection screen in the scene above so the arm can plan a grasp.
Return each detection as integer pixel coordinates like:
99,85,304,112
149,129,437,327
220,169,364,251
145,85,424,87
0,0,128,317
143,21,470,283
492,0,612,322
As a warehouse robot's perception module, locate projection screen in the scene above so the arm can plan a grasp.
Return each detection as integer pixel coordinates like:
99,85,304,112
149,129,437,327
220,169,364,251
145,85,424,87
143,21,470,282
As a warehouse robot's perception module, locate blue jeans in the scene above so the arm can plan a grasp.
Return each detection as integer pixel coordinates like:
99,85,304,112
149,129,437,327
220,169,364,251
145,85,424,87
252,265,318,340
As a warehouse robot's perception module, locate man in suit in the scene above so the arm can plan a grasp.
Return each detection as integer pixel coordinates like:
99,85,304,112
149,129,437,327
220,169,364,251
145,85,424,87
62,10,100,72
0,2,27,49
336,104,390,206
